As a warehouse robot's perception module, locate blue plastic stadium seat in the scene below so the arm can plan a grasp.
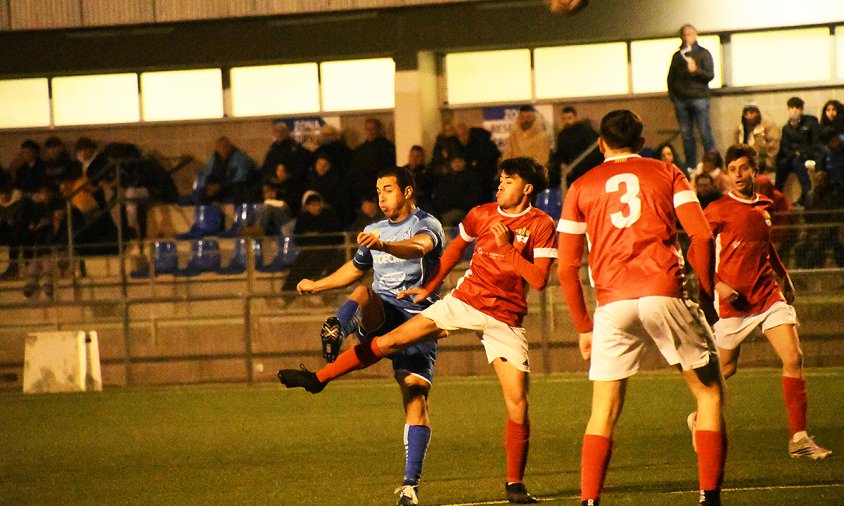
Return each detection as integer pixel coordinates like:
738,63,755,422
176,205,223,240
175,239,221,276
130,241,179,278
535,187,562,220
218,203,257,237
217,238,263,275
258,236,300,273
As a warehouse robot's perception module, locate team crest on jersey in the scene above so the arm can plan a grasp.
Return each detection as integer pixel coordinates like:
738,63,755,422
514,227,530,244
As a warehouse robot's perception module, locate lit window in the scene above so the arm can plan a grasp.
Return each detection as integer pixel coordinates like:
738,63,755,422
631,35,722,94
141,69,223,121
534,43,628,99
230,63,320,117
445,49,532,105
731,28,831,86
836,26,844,80
0,78,50,128
52,73,140,126
320,58,395,111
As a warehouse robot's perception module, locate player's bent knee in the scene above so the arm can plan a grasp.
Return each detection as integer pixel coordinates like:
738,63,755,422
696,359,725,387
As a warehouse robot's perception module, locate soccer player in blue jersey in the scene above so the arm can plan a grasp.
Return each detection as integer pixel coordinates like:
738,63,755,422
291,166,445,506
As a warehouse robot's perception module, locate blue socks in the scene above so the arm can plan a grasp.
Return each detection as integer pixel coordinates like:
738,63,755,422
336,300,363,338
403,424,431,487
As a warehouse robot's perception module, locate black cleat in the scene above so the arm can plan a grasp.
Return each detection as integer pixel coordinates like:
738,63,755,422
505,482,539,504
277,365,326,394
320,316,345,363
699,489,721,506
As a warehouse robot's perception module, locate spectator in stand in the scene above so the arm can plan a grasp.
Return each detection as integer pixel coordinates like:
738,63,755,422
314,124,352,179
793,169,844,268
820,99,844,134
550,106,603,188
261,120,311,183
239,181,295,238
776,97,820,207
694,172,722,210
657,142,684,172
305,152,354,226
74,137,109,191
348,118,396,202
13,140,47,195
817,127,844,198
431,153,486,227
281,191,345,295
403,145,434,212
734,104,781,173
0,169,25,280
191,137,258,205
430,123,460,174
667,24,716,173
455,122,502,197
267,162,305,217
692,149,730,194
351,195,384,234
43,136,80,185
502,106,551,167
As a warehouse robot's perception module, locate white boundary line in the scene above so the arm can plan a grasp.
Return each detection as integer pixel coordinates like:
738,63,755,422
434,482,844,506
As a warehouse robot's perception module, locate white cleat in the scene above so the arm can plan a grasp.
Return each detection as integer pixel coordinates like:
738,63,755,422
789,433,832,460
395,485,419,505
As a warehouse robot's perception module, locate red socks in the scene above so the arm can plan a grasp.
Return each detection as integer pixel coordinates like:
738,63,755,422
316,337,386,383
695,430,726,491
581,434,611,501
505,419,530,484
782,376,807,436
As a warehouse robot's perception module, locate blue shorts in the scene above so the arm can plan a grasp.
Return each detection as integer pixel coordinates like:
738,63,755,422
361,299,437,384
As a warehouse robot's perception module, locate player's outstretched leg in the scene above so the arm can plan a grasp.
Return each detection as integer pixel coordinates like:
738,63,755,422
277,365,325,394
277,337,388,393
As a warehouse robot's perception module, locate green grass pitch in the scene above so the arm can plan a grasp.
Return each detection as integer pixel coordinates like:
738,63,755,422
1,368,842,505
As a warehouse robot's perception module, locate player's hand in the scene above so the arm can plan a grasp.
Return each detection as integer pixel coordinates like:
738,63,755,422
357,231,384,251
297,279,318,294
397,286,431,304
490,222,514,247
781,278,796,304
715,281,739,303
578,332,592,361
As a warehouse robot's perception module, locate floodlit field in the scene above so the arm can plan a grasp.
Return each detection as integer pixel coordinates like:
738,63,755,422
1,368,842,505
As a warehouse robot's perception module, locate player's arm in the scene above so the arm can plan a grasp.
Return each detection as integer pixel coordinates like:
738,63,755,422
769,242,796,304
557,230,593,333
296,260,365,294
398,234,470,303
676,199,715,299
357,231,435,260
491,222,554,291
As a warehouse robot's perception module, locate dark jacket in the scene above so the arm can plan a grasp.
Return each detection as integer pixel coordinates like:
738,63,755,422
348,136,396,201
262,138,311,182
780,114,820,161
550,120,604,188
667,43,714,101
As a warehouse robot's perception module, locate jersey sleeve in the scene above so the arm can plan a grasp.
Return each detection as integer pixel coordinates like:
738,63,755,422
556,183,586,236
351,224,374,270
458,206,480,242
532,214,558,259
413,214,444,250
670,164,700,209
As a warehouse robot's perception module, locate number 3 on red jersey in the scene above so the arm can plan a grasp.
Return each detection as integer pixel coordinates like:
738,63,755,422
606,173,641,228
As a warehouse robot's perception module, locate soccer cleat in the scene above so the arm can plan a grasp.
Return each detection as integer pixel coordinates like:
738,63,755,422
687,411,697,452
394,485,418,506
789,434,832,460
320,316,345,363
505,482,539,504
699,489,721,505
581,500,600,506
277,365,326,394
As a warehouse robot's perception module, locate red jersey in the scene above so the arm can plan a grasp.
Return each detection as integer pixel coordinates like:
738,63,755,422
704,192,785,318
558,155,698,306
452,203,558,327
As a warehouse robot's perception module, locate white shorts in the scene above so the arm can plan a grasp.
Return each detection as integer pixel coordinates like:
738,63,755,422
713,301,798,350
421,294,531,372
590,296,716,381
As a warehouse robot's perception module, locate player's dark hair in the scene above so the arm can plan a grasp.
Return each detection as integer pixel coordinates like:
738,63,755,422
600,109,643,151
377,166,416,194
499,157,548,197
724,144,758,170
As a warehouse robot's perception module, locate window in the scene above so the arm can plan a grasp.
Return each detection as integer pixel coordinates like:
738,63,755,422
141,69,223,121
320,58,395,111
0,78,50,128
52,73,140,126
445,49,532,105
534,43,628,99
631,35,722,93
230,63,320,117
836,26,844,80
731,28,831,86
